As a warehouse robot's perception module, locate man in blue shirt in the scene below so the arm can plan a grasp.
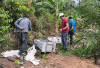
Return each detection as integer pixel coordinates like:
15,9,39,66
68,17,76,48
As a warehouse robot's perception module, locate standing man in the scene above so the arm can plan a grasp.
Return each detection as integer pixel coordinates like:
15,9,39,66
15,15,32,59
68,17,76,49
59,13,69,51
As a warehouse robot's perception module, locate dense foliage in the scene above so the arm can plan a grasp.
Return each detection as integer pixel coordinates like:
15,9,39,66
0,0,100,64
73,0,100,64
0,8,13,51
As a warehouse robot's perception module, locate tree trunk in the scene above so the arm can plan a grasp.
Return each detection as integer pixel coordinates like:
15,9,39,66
94,53,98,64
55,2,59,33
55,21,59,33
79,0,81,6
93,50,98,64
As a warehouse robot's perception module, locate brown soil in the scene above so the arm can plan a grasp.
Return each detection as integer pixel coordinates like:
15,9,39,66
0,54,100,68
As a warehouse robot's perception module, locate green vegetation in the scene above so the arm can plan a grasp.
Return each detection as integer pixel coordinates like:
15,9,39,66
0,8,13,51
56,44,72,56
0,0,100,64
73,46,93,57
37,54,47,58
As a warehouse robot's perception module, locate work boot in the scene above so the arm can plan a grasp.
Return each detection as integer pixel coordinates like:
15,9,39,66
17,55,23,60
64,48,67,52
22,53,26,56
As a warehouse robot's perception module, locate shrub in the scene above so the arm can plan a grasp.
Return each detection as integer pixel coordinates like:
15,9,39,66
73,45,93,57
0,8,13,52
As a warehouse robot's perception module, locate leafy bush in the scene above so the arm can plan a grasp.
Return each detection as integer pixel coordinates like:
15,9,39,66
0,8,13,51
35,16,44,31
73,30,100,63
4,0,35,28
76,0,100,64
73,46,93,57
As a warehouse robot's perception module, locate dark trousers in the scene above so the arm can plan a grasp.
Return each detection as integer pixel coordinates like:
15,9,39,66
61,32,68,49
69,32,74,46
17,32,28,56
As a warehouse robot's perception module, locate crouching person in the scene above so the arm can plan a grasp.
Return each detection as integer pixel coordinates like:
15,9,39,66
14,15,32,59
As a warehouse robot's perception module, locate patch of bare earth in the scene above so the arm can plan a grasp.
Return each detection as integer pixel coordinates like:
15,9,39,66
0,54,100,68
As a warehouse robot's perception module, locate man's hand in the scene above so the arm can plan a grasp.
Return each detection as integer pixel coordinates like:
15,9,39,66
69,30,71,31
20,27,24,30
60,29,63,32
69,26,73,31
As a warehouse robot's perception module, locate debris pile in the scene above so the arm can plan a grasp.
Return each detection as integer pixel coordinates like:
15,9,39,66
1,45,40,65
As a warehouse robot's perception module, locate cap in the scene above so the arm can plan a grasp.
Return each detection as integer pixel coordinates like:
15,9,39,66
59,13,64,17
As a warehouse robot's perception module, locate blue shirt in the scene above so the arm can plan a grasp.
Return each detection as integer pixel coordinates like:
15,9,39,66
69,20,76,33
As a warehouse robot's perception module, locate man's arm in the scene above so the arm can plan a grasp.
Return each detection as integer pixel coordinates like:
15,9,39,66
62,23,69,31
60,20,69,32
14,19,21,29
70,26,73,31
70,22,74,31
14,19,24,30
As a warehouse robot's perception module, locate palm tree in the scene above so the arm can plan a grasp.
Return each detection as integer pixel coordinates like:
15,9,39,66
36,0,69,32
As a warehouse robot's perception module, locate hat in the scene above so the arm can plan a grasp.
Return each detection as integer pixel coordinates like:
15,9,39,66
59,13,64,17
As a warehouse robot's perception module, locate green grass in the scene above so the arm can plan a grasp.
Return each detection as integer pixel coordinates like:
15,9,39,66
56,43,72,56
35,49,47,59
37,54,47,58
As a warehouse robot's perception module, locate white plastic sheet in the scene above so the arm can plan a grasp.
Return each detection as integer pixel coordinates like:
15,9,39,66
25,45,40,65
1,50,19,57
47,37,61,43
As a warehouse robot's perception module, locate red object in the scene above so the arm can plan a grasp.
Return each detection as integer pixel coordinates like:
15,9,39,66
62,18,69,33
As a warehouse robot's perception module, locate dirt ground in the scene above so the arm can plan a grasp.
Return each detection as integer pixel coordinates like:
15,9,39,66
0,54,100,68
